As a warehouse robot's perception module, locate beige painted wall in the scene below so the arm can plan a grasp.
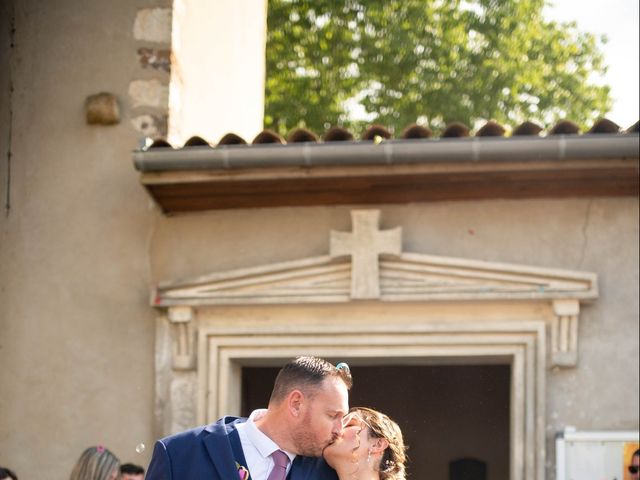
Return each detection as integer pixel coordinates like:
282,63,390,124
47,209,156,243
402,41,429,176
0,0,157,478
149,197,639,478
168,0,268,145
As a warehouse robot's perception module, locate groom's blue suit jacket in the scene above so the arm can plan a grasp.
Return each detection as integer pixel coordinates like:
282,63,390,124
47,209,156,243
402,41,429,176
146,416,339,480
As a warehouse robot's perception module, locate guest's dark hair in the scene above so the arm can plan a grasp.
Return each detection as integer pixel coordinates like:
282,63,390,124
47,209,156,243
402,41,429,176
120,463,145,474
0,466,18,480
269,356,352,403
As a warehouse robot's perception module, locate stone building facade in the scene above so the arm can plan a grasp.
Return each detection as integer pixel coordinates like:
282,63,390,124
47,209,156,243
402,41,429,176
0,1,638,479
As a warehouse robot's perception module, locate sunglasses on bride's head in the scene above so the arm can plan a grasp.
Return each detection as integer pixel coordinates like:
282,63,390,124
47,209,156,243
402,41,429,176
341,411,375,433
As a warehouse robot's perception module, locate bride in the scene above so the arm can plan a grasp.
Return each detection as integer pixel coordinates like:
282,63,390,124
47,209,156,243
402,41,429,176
323,407,407,480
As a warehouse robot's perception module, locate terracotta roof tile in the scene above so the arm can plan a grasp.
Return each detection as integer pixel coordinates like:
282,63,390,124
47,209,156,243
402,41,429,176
149,139,173,149
252,129,285,144
361,124,392,141
549,120,580,135
441,122,470,138
287,128,319,143
512,121,543,136
476,121,506,137
217,133,247,145
588,118,620,134
146,117,638,150
401,123,432,139
183,135,210,147
323,126,355,142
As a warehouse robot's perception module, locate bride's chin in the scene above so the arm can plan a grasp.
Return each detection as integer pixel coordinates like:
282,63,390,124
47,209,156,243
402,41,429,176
322,450,335,467
322,443,339,462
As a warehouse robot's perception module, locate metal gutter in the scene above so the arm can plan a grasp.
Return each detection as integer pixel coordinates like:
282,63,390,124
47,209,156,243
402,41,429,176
133,134,639,172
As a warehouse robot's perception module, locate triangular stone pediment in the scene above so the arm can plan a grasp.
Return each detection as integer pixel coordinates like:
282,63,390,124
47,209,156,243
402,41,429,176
155,255,351,306
154,251,597,306
154,210,598,369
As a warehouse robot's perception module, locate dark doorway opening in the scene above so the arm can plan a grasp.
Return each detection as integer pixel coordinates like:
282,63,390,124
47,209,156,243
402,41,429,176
242,363,510,479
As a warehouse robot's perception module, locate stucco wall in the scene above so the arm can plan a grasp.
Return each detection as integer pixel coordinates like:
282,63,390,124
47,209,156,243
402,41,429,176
0,0,157,478
149,197,639,478
168,0,267,145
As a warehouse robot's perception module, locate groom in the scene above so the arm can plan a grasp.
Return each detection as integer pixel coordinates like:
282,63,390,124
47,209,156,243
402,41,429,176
146,356,352,480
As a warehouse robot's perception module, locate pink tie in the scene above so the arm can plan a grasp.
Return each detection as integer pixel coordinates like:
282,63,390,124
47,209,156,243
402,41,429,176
266,450,289,480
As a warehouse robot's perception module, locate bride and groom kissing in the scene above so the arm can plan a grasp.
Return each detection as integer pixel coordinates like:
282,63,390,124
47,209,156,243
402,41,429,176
146,356,407,480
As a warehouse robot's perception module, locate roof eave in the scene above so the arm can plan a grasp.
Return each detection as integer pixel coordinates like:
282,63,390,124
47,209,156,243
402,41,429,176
133,134,639,173
132,134,640,214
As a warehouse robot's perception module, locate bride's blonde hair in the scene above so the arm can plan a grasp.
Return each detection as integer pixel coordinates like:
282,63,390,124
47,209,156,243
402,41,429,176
351,407,407,480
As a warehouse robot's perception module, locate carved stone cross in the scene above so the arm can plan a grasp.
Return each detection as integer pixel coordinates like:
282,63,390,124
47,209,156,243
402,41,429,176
330,210,402,299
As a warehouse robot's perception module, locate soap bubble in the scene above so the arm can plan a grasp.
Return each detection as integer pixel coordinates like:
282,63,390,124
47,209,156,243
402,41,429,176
135,443,145,454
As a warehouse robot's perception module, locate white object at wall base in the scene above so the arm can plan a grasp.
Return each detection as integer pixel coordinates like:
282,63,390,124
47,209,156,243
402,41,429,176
556,427,640,480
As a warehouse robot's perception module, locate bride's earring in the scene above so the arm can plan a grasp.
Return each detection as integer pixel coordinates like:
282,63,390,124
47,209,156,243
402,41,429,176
367,448,372,465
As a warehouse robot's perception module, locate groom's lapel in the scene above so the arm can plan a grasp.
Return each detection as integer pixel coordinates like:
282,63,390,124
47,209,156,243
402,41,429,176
203,417,244,480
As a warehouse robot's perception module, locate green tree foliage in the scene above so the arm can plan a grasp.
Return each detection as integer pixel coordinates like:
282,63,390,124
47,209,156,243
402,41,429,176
265,0,611,136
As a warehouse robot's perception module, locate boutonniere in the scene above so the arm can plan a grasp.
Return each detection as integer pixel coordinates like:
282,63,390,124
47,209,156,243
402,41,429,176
236,461,250,480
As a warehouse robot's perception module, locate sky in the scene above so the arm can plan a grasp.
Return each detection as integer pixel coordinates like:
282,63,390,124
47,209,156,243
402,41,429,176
544,0,639,128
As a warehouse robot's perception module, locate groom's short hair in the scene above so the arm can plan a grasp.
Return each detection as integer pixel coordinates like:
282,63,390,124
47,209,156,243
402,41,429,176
269,356,352,404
